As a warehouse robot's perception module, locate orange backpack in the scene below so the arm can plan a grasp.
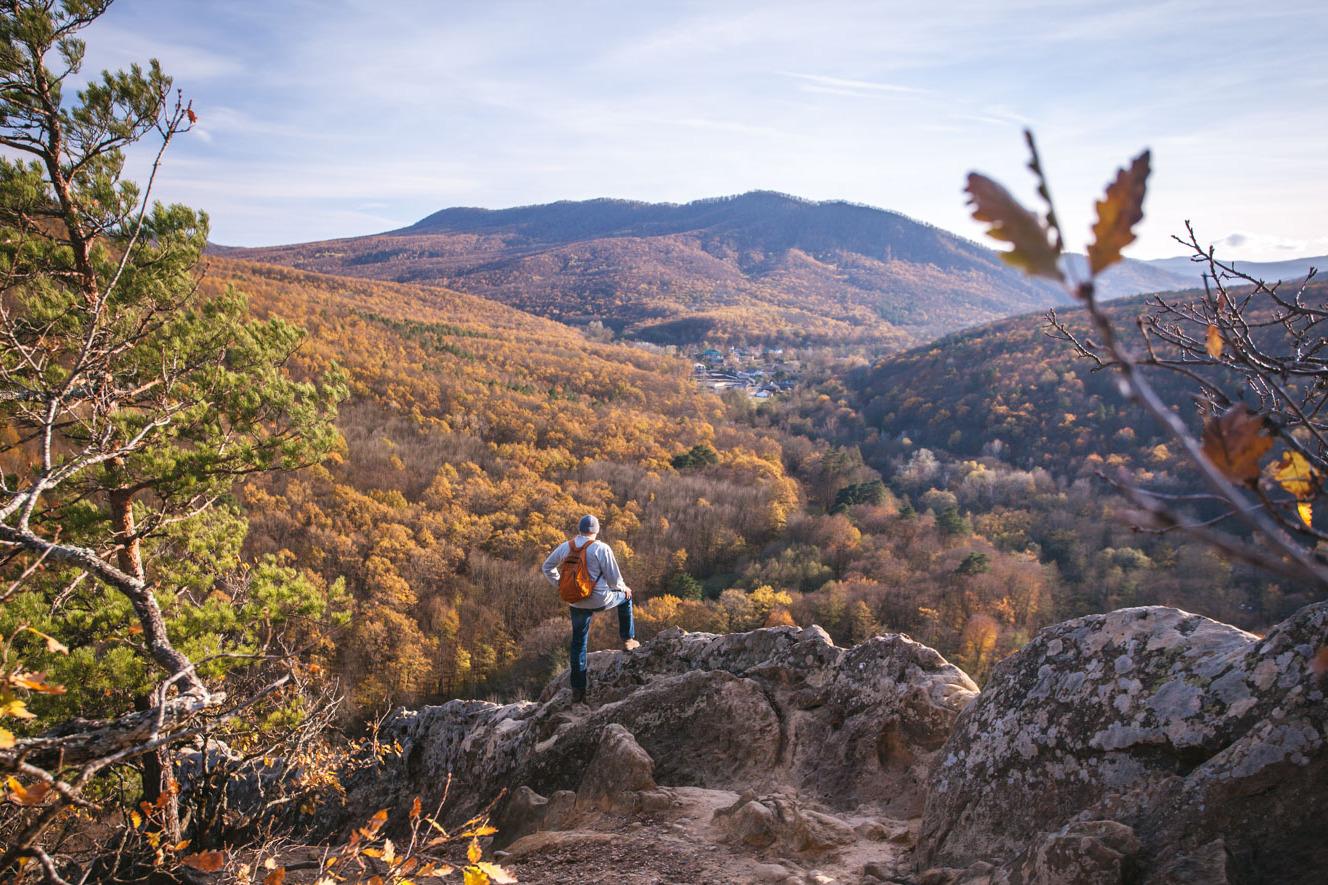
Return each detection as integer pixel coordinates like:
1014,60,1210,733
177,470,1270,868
559,538,596,603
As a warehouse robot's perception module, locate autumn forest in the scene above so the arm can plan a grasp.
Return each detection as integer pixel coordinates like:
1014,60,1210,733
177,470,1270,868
3,2,1325,879
170,261,1323,713
8,247,1306,738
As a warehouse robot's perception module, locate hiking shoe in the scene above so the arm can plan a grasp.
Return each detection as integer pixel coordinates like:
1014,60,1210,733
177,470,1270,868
623,639,640,652
572,686,587,704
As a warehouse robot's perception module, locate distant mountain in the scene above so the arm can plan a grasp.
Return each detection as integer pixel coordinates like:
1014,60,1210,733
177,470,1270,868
225,192,1203,348
1063,253,1194,299
223,192,1063,348
1143,254,1325,286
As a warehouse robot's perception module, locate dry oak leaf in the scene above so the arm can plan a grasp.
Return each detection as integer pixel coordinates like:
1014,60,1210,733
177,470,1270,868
461,824,497,838
1206,323,1223,359
359,807,389,839
420,862,455,878
11,627,67,654
0,694,35,720
965,173,1064,281
1270,450,1317,499
11,671,66,694
32,628,68,654
1202,405,1273,485
7,776,51,806
181,850,227,873
475,862,517,883
1087,149,1150,275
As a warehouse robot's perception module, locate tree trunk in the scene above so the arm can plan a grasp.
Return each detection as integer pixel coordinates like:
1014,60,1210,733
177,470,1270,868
106,479,205,694
108,484,144,582
113,482,184,845
135,708,184,847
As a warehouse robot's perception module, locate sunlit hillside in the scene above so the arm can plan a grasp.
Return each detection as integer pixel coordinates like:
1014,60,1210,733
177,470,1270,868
212,259,803,708
203,259,1309,712
833,282,1326,479
225,192,1080,349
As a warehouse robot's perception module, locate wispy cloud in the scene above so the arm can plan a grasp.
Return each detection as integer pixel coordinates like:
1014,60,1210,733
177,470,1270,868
72,0,1328,260
783,72,925,97
80,20,246,82
1212,232,1328,260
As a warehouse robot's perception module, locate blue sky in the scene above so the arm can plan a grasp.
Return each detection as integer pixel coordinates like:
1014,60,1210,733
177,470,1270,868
82,0,1327,260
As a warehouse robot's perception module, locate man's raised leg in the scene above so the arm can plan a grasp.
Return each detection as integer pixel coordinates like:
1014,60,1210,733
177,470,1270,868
617,597,639,651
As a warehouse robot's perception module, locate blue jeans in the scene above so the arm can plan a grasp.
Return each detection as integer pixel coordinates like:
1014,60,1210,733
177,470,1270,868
569,598,635,691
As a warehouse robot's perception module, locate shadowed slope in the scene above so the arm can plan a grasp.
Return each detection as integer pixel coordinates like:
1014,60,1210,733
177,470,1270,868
224,192,1089,348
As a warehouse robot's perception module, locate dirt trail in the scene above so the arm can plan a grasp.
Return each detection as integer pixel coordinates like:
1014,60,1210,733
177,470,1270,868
500,785,915,884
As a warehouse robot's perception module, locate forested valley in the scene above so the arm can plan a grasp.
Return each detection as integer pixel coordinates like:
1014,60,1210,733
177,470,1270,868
9,251,1308,739
232,265,1325,703
42,257,1291,720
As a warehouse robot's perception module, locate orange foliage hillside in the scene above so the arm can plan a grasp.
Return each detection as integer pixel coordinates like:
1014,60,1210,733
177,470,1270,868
223,192,1074,349
212,259,797,709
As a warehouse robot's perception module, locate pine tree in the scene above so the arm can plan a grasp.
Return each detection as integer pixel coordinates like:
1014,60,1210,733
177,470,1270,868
0,0,345,862
668,571,704,600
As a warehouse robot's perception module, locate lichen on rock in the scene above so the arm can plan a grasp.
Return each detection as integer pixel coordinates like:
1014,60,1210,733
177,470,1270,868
919,602,1328,884
306,604,1324,884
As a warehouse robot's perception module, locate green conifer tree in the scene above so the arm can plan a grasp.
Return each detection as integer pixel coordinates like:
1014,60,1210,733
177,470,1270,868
0,0,345,860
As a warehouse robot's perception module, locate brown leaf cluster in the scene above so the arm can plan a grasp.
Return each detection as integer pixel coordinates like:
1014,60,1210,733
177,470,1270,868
1087,151,1151,275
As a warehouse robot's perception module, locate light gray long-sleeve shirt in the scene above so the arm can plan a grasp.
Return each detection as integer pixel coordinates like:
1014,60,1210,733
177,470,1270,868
542,534,629,610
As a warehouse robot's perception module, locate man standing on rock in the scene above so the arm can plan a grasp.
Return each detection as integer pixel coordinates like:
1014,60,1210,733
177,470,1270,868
542,515,639,704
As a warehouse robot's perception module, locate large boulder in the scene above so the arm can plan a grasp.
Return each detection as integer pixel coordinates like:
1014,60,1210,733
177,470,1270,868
919,603,1328,884
573,625,979,812
576,723,657,811
337,624,976,833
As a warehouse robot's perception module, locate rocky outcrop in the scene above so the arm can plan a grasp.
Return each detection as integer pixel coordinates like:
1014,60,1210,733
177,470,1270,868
1008,820,1141,885
313,603,1325,883
919,603,1328,884
914,821,1142,885
340,624,977,835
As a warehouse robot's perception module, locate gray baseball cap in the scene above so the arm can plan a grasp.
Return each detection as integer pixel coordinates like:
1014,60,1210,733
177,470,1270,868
578,514,600,534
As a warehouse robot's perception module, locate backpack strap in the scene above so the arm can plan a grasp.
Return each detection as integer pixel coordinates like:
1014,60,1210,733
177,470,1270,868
581,538,603,585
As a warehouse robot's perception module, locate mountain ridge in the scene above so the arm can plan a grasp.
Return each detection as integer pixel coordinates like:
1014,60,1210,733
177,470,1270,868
1143,252,1325,283
396,191,977,258
220,190,1241,350
220,191,1068,348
